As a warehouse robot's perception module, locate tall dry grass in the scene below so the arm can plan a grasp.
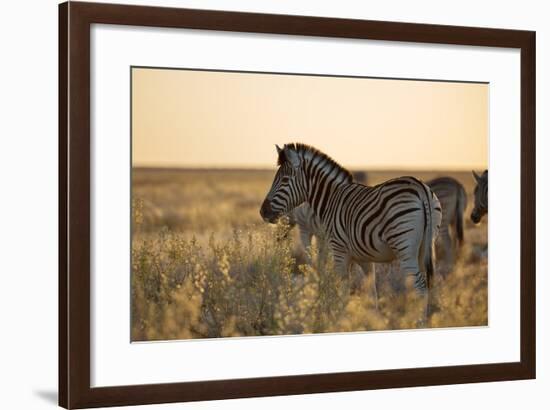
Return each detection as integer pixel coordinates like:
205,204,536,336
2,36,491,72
131,168,488,341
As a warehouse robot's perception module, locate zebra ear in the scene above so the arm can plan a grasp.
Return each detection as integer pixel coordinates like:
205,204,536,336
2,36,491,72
275,144,283,155
284,144,301,168
472,170,481,183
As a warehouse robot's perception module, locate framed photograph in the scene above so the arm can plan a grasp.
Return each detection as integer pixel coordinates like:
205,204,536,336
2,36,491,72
59,1,535,408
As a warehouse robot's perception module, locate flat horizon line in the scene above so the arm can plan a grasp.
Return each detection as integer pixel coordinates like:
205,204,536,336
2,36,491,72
132,165,486,172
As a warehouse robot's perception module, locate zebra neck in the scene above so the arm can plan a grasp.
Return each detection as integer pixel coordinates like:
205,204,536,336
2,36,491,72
306,173,346,226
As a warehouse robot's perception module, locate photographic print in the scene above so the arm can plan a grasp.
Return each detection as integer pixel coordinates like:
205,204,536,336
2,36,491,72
130,67,489,342
59,5,535,406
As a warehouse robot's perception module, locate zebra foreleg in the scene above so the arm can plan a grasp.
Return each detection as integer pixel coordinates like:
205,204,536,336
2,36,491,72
358,261,378,310
297,225,314,263
331,247,354,295
333,254,351,278
300,229,313,251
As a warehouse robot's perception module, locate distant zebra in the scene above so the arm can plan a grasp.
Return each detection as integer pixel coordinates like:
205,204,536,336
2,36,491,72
471,170,488,224
426,177,467,269
260,143,442,321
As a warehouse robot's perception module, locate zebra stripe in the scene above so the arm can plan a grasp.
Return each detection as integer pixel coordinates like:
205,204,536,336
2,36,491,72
471,170,488,224
260,143,441,321
289,171,367,255
426,177,467,269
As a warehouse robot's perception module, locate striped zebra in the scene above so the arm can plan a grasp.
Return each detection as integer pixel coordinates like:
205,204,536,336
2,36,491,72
260,143,442,321
471,170,488,224
426,177,467,270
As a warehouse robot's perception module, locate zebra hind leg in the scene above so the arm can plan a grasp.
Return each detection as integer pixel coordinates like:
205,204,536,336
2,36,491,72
399,256,430,327
413,271,430,327
439,226,453,276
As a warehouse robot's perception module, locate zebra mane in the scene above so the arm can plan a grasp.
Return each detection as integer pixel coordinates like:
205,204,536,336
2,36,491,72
278,143,353,183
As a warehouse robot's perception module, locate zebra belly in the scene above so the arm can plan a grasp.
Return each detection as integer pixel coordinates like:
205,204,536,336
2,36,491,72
368,241,395,262
351,239,394,263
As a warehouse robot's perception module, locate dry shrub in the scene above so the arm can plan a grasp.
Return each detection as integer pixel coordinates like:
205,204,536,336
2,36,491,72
132,221,297,340
132,219,360,340
429,255,488,328
278,238,349,335
132,217,488,340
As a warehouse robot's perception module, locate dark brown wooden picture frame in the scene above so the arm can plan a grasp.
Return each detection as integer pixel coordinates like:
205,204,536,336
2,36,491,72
59,1,536,408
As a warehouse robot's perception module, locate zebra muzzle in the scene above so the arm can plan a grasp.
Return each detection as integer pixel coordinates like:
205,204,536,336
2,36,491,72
260,200,278,223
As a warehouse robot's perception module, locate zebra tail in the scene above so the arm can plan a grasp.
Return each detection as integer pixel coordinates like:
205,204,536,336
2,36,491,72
455,185,467,248
425,221,434,291
422,187,436,290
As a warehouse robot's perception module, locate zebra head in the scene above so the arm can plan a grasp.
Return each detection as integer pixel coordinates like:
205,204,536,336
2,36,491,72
260,144,308,223
471,170,488,224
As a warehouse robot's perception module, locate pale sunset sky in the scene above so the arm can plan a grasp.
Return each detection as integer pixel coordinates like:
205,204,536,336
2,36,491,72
132,67,488,170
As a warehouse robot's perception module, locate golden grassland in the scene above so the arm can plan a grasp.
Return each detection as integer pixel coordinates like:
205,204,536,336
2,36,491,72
131,168,488,341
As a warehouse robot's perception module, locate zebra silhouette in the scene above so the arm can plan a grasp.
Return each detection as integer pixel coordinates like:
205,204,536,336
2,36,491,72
471,170,488,224
426,177,467,271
